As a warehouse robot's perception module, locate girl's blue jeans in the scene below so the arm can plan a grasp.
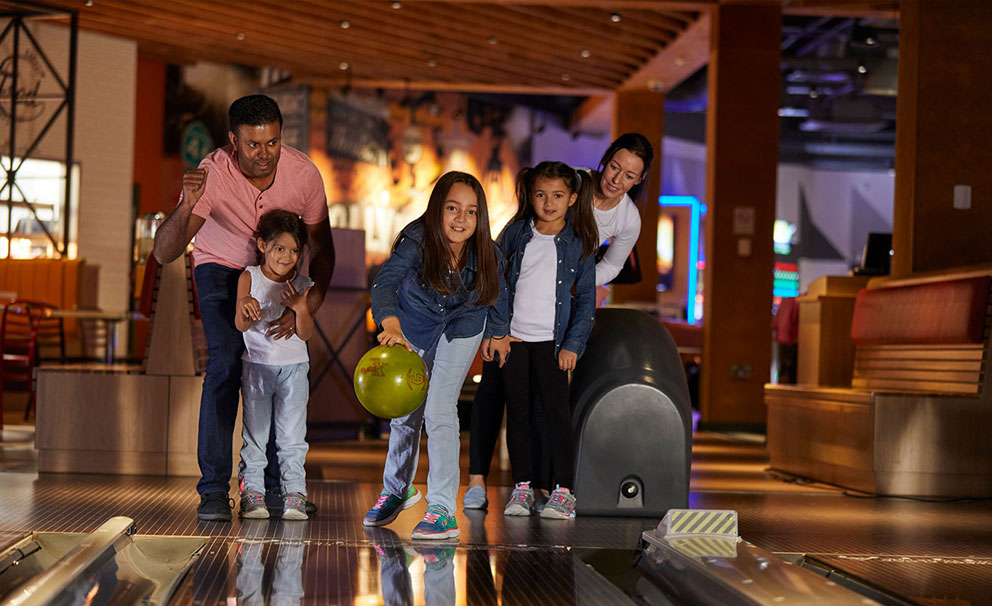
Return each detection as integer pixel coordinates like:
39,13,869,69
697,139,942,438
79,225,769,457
239,361,311,496
382,329,484,513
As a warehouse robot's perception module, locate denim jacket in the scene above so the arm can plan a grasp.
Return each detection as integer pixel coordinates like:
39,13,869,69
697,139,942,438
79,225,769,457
499,218,596,358
371,221,509,353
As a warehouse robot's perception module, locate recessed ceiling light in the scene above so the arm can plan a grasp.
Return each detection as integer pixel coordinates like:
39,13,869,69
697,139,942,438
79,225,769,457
85,0,93,6
809,90,818,98
610,13,621,23
857,64,867,74
341,20,351,29
235,32,245,40
580,49,590,58
427,58,437,67
561,73,571,82
392,1,401,8
865,36,875,45
339,62,349,70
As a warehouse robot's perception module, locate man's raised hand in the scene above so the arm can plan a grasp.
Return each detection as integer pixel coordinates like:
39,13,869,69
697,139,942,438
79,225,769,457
182,166,209,208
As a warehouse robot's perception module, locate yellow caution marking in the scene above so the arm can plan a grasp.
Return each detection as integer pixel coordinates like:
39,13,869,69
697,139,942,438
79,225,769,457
663,509,738,537
669,536,738,558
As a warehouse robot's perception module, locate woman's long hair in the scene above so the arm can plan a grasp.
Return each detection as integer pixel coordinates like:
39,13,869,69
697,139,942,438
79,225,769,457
391,171,499,306
596,132,654,202
512,161,599,259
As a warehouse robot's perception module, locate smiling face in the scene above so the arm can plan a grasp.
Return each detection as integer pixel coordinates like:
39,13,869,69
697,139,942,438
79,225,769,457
598,148,646,204
257,231,300,281
441,182,479,258
230,121,281,189
531,176,576,233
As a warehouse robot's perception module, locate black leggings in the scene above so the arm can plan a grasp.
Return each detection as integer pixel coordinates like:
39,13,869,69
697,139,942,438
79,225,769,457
501,341,574,489
469,361,556,489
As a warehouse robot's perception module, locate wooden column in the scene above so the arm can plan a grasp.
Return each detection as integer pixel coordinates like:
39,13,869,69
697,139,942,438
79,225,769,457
611,89,663,303
700,1,780,425
892,0,992,275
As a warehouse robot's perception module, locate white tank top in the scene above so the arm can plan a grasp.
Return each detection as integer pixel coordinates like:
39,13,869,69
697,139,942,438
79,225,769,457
241,264,313,365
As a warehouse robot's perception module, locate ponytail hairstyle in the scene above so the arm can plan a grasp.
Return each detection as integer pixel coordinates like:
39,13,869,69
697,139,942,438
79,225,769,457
513,161,599,258
391,171,499,306
597,132,654,202
254,209,308,266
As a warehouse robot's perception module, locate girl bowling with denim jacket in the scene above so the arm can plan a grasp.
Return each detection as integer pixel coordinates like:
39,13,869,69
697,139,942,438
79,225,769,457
497,161,598,520
362,171,510,540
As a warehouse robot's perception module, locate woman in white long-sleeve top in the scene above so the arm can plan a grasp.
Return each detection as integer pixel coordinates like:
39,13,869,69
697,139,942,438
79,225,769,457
589,133,655,305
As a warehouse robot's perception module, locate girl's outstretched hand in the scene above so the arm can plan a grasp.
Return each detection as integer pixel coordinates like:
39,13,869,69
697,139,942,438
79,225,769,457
238,295,261,321
558,349,578,371
281,282,312,314
378,316,412,352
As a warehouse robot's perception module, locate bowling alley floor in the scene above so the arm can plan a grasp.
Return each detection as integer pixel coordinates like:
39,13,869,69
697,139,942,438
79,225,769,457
2,413,992,605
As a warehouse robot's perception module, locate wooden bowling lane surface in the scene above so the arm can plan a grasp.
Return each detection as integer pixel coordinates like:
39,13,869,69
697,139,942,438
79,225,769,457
1,432,991,604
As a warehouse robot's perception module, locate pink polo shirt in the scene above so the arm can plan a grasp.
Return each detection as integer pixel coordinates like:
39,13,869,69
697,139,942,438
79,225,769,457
189,145,328,269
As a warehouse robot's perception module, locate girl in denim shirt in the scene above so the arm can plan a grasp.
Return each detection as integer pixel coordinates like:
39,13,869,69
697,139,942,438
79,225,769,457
498,161,598,520
362,171,510,540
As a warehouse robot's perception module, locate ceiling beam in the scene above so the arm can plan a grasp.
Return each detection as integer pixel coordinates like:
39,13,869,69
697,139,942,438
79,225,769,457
569,94,614,134
300,76,610,96
390,0,716,8
620,8,709,92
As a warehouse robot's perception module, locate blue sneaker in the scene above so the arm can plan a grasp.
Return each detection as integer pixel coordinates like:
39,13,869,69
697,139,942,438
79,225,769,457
462,485,488,509
415,546,456,570
411,504,460,540
363,486,421,527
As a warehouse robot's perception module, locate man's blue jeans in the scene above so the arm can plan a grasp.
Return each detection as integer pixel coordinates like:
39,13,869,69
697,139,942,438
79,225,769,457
194,262,280,496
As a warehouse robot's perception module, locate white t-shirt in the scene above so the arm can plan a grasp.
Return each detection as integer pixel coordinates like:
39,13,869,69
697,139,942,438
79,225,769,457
510,224,557,342
594,193,641,286
241,265,313,365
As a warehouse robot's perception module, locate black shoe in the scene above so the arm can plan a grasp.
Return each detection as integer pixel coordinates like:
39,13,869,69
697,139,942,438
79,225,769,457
198,491,233,521
266,489,318,517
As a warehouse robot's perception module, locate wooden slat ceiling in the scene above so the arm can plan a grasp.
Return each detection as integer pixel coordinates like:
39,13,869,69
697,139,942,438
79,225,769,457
5,0,898,95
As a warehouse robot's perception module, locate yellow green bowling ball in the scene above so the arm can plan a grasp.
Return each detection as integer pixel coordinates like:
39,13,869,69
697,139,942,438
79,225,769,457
354,345,429,419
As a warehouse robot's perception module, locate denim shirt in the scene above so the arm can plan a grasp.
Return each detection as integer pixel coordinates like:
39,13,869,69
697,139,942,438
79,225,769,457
499,218,596,358
371,222,509,354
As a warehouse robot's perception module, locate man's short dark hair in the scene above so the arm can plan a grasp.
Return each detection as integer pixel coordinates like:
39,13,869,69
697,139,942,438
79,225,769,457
229,95,283,133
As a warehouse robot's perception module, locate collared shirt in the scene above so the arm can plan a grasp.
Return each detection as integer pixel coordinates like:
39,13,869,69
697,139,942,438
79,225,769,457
189,145,328,269
371,221,509,354
499,218,596,358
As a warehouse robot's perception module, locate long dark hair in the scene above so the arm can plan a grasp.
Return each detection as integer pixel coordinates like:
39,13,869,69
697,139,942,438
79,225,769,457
391,171,499,306
254,209,307,266
597,132,654,202
513,161,599,258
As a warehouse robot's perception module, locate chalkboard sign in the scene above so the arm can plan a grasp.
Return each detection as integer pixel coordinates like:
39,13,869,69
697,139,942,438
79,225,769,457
263,85,310,152
326,97,389,166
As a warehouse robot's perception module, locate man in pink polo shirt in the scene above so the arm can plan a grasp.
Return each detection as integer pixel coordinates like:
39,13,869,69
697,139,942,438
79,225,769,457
154,95,334,521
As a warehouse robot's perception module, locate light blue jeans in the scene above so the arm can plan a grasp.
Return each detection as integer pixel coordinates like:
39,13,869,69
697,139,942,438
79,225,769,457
383,329,483,513
239,361,310,496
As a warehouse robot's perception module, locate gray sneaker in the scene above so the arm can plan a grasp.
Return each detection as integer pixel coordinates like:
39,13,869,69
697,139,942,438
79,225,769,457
540,486,576,520
462,485,488,509
503,482,534,516
239,490,270,519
